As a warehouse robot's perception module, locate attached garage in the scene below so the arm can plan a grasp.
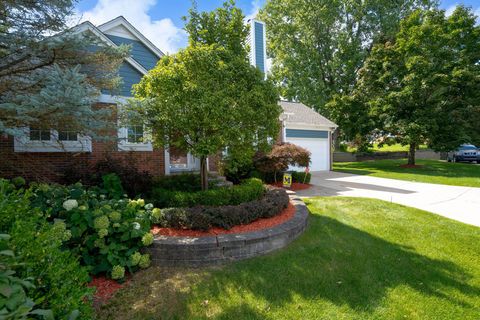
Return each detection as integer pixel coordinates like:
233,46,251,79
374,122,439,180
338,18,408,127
280,101,338,171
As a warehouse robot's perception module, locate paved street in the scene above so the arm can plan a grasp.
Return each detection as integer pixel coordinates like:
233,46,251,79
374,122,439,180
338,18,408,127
297,171,480,227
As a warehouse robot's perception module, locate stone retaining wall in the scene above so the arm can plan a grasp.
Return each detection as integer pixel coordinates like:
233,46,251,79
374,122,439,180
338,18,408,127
146,193,309,267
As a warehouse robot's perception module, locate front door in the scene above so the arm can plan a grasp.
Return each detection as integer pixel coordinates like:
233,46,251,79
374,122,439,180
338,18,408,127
169,147,200,172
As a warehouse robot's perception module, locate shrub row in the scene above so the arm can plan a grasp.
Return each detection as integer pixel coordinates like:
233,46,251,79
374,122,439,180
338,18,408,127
152,187,290,231
251,171,312,184
150,178,265,208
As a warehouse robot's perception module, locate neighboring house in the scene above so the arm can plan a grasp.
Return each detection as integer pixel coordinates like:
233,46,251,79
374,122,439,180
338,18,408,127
0,16,337,182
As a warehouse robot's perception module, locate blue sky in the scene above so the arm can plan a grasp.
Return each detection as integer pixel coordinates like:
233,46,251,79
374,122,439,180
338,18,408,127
75,0,480,53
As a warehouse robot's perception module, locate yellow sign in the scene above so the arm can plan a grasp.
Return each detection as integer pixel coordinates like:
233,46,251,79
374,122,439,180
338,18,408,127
283,173,292,188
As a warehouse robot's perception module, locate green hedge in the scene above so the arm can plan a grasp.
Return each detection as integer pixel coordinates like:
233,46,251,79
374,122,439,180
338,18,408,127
290,171,311,184
152,187,289,231
255,171,312,184
150,178,265,208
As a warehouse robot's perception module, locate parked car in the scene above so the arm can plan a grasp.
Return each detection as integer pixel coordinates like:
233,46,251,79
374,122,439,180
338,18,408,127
447,144,478,163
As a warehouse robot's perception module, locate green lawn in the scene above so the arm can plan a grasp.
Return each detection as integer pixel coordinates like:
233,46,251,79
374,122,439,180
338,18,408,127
345,143,428,153
334,159,480,187
97,198,480,320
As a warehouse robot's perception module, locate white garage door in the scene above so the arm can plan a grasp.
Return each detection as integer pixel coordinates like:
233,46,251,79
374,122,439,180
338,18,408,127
285,129,330,171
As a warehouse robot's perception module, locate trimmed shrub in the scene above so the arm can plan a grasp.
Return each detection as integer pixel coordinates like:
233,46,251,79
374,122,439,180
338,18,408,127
254,143,311,182
152,187,289,231
253,171,312,184
149,178,264,208
152,173,203,192
290,171,312,184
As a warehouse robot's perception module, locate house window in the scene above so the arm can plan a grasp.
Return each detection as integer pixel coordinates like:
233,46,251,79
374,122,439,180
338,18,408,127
127,125,144,143
29,128,50,141
58,130,78,141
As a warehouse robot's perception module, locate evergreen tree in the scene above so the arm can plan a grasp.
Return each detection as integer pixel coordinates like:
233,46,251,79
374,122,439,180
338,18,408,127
0,0,129,138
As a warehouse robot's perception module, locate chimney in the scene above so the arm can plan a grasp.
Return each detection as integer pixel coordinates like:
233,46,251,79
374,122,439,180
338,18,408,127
247,19,267,76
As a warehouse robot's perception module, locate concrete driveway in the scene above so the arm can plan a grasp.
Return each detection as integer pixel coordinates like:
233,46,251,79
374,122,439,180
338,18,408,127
297,171,480,227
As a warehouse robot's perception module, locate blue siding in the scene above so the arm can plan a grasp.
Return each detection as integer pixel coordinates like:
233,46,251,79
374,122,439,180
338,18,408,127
286,129,328,139
103,62,142,97
254,22,265,73
106,34,159,70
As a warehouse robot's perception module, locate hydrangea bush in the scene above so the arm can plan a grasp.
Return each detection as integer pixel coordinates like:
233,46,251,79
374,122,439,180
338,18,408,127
30,183,155,279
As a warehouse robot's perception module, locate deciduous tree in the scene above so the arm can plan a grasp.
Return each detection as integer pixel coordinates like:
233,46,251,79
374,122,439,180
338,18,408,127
258,0,436,127
132,2,281,190
349,6,480,165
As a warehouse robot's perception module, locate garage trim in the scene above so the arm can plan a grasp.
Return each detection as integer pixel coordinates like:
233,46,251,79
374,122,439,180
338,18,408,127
285,129,328,139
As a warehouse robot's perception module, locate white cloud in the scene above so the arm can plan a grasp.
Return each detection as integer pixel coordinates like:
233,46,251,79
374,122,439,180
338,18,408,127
245,0,261,21
445,4,458,17
475,7,480,24
75,0,186,54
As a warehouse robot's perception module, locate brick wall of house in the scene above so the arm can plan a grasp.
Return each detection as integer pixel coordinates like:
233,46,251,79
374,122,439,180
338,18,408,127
0,134,165,183
0,102,165,183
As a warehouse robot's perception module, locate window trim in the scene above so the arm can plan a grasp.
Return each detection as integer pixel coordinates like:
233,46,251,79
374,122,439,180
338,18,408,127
14,127,92,153
117,126,153,151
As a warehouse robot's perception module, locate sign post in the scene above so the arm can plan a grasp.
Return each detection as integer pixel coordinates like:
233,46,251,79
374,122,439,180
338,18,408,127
283,173,292,188
303,166,310,184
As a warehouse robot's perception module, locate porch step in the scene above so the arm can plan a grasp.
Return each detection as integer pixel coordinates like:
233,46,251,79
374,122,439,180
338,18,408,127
208,172,233,188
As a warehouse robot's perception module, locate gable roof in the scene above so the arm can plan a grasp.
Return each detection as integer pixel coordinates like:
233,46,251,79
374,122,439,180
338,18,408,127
97,16,164,58
74,21,148,75
279,100,337,129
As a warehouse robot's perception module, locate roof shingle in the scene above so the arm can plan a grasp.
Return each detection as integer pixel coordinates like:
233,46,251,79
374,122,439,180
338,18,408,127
279,101,337,128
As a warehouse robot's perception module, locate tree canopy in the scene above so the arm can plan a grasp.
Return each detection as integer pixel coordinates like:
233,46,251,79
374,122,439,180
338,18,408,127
0,0,128,138
340,6,480,164
132,2,280,190
258,0,436,120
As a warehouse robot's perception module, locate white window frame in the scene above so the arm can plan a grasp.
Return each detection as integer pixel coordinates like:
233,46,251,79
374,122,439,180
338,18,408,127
14,127,92,153
117,125,153,152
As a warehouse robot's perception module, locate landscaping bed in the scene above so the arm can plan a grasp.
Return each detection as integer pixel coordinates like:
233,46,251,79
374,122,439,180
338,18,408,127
150,186,289,231
146,193,308,267
97,197,480,320
270,182,311,191
152,202,295,237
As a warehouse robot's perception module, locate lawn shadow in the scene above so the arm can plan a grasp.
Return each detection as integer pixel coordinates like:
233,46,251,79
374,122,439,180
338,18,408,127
185,214,480,318
96,267,206,320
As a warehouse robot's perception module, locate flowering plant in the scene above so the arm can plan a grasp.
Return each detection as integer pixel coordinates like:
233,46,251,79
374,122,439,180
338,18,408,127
30,183,156,279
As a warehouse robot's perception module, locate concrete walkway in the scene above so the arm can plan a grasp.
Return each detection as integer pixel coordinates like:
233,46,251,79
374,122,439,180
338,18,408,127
297,171,480,227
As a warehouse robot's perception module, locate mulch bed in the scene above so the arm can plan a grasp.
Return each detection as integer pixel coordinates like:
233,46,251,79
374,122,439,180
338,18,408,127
270,182,312,191
89,275,130,306
151,202,296,237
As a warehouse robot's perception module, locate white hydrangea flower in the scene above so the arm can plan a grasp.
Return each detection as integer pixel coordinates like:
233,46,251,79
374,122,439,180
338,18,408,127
62,199,78,211
132,222,141,230
145,203,154,210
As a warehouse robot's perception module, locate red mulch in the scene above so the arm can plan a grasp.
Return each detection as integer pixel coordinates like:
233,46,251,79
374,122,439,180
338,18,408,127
151,202,296,237
270,182,312,191
89,275,130,305
399,164,424,168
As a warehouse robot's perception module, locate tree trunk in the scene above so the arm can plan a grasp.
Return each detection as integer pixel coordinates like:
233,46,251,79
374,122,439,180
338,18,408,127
200,156,208,191
408,142,416,166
